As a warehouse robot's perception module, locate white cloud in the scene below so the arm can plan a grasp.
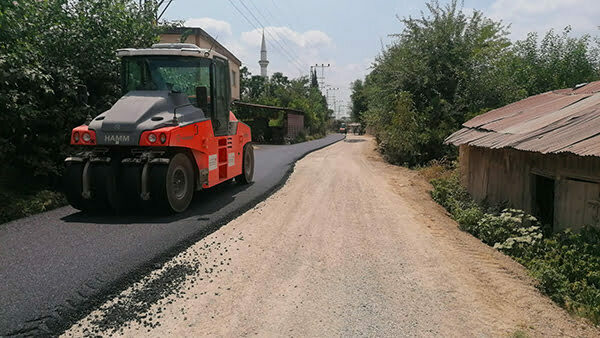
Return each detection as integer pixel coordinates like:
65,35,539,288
488,0,600,39
241,27,333,48
184,17,233,37
181,17,356,116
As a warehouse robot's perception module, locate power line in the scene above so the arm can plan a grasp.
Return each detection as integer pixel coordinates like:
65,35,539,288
156,0,174,20
247,1,307,71
235,0,307,75
270,0,302,30
262,2,339,96
226,0,305,75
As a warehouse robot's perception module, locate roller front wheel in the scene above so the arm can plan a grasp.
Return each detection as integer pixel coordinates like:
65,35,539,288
150,153,194,213
236,143,254,185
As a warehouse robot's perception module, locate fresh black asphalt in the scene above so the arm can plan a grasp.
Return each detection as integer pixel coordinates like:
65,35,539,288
0,134,344,336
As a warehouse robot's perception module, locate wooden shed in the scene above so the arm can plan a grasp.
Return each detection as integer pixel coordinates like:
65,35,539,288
446,81,600,231
232,102,305,143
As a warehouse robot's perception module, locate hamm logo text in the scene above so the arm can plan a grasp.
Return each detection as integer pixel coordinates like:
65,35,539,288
104,134,130,144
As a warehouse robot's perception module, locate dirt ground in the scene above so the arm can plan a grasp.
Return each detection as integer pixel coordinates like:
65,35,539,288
64,135,600,337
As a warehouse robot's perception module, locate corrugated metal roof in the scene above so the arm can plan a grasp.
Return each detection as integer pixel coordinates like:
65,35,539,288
445,81,600,157
562,133,600,156
574,82,600,95
482,94,588,132
463,92,556,128
498,94,600,136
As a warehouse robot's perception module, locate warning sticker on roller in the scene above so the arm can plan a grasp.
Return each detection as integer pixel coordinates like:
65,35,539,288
208,154,217,171
228,152,235,167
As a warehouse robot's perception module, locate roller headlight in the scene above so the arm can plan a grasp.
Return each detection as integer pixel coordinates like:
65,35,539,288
73,132,80,142
82,132,91,142
148,133,157,143
159,133,167,144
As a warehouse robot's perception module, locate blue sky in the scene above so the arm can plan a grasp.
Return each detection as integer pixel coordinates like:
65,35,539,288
163,0,600,117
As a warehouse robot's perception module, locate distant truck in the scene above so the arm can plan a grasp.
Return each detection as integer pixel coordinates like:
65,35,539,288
339,122,347,134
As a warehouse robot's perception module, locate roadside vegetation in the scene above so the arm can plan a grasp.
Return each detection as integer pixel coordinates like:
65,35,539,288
428,166,600,324
0,0,161,222
351,0,600,166
234,67,332,143
350,1,600,322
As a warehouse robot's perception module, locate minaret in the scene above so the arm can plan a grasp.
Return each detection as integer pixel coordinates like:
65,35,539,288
258,30,269,78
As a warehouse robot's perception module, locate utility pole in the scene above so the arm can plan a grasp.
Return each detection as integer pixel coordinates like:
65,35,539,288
325,87,338,109
333,98,338,119
313,64,330,89
334,99,346,120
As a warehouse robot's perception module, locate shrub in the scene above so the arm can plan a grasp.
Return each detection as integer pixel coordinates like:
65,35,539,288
523,228,600,322
430,170,479,216
480,209,542,247
0,190,66,224
293,131,307,143
0,0,160,188
454,206,485,233
430,170,600,323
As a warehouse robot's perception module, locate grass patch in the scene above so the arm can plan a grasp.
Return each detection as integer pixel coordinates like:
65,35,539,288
511,330,529,338
416,158,455,182
288,131,326,144
429,167,600,324
0,189,66,224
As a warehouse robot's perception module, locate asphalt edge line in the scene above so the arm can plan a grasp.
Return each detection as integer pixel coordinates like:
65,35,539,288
21,134,345,337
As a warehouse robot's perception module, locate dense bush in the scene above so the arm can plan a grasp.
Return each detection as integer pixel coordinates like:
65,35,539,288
430,172,600,323
0,0,161,188
0,190,66,224
525,228,600,322
0,1,165,222
484,210,543,256
431,171,479,216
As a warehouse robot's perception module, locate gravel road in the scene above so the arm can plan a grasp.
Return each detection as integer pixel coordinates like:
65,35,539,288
0,134,344,336
65,135,599,337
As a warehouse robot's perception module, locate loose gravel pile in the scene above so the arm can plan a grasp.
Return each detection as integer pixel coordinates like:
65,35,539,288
67,232,245,336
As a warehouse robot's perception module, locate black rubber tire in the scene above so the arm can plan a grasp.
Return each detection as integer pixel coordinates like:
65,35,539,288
236,143,254,185
150,153,195,213
88,164,111,211
63,161,86,211
120,164,143,209
92,161,125,212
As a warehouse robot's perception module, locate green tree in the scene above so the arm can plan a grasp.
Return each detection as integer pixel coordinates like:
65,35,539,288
359,0,516,165
504,27,600,96
239,66,252,100
235,68,330,137
310,69,319,88
350,79,368,123
0,0,160,188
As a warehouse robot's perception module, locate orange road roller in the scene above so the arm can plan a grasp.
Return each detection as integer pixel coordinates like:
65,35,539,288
64,43,254,213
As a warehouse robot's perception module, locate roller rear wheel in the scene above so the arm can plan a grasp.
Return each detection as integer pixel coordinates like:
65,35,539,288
90,163,118,211
120,164,143,209
64,161,109,212
64,162,87,211
150,153,194,213
236,143,254,184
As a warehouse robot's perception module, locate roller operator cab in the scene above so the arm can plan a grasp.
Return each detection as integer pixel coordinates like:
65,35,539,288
64,43,254,213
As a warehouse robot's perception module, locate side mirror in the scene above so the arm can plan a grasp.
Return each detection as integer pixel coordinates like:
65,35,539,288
196,86,209,112
77,84,89,105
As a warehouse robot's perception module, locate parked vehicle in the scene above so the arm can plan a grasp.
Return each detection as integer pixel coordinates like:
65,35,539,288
64,43,254,213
